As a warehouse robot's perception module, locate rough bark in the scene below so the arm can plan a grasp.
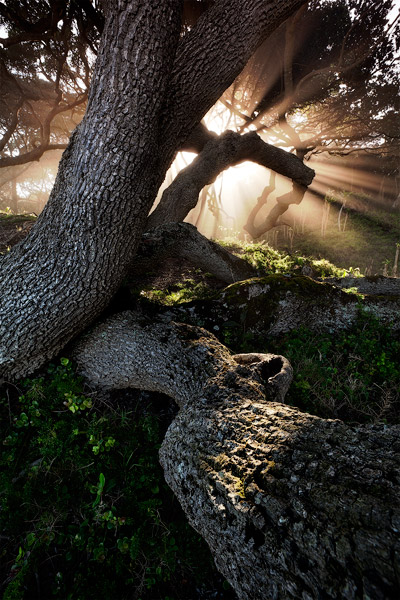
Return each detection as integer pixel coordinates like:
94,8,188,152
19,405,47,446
73,312,400,600
321,275,400,297
72,311,292,404
0,0,309,379
148,131,314,230
0,0,183,378
180,121,217,153
170,275,400,338
132,222,256,285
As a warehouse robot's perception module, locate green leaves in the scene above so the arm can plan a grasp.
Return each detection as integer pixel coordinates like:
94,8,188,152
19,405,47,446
92,472,105,508
272,312,400,423
0,358,219,599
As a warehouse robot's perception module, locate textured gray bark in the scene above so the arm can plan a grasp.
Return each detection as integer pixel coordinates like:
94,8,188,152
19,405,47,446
170,275,400,337
72,311,292,404
73,312,400,600
0,0,308,379
0,0,183,378
321,275,400,296
133,222,256,284
148,131,314,230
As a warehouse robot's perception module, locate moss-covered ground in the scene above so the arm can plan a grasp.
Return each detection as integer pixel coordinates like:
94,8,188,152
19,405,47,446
260,194,400,276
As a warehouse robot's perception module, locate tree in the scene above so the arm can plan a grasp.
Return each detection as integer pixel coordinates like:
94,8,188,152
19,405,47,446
0,0,101,167
73,310,400,600
214,0,400,236
0,0,312,379
1,3,399,598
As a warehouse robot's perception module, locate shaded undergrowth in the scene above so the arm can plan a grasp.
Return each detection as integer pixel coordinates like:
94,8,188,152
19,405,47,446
268,313,400,424
0,361,234,600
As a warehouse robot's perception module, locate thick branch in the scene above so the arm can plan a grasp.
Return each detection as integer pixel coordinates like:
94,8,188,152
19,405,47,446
72,312,292,407
73,312,400,600
148,130,314,229
133,222,256,284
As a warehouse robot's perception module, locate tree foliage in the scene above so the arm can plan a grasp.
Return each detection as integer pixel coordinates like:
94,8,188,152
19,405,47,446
221,0,400,158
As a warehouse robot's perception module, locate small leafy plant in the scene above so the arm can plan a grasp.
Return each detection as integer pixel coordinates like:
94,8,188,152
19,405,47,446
269,312,400,423
0,360,229,600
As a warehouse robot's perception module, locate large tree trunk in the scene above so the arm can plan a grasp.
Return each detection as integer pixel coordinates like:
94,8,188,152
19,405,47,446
73,312,400,600
0,0,308,379
0,0,183,377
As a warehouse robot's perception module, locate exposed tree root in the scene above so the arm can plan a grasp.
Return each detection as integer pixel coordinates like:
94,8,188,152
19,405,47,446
131,222,256,285
321,275,400,297
73,312,400,600
167,275,400,339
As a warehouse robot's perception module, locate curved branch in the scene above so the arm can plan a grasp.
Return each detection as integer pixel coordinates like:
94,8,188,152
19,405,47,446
243,171,276,235
72,312,292,406
0,98,23,153
244,181,307,238
147,130,314,229
72,311,400,600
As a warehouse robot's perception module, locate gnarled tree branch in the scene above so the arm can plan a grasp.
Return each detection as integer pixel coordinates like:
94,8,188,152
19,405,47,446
73,311,400,600
148,130,314,229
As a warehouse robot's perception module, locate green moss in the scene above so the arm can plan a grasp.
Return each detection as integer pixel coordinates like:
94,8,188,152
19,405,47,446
219,239,348,278
139,278,218,306
0,212,37,223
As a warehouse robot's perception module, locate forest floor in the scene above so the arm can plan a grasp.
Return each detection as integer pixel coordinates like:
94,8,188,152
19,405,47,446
248,195,400,276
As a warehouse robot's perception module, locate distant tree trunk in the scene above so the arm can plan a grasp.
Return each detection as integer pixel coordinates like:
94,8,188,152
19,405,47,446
0,0,309,379
9,177,18,214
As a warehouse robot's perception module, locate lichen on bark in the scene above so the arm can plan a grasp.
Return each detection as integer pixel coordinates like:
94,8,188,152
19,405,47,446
73,310,400,600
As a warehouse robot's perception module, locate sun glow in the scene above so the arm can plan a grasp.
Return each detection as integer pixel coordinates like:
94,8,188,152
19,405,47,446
153,99,395,244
